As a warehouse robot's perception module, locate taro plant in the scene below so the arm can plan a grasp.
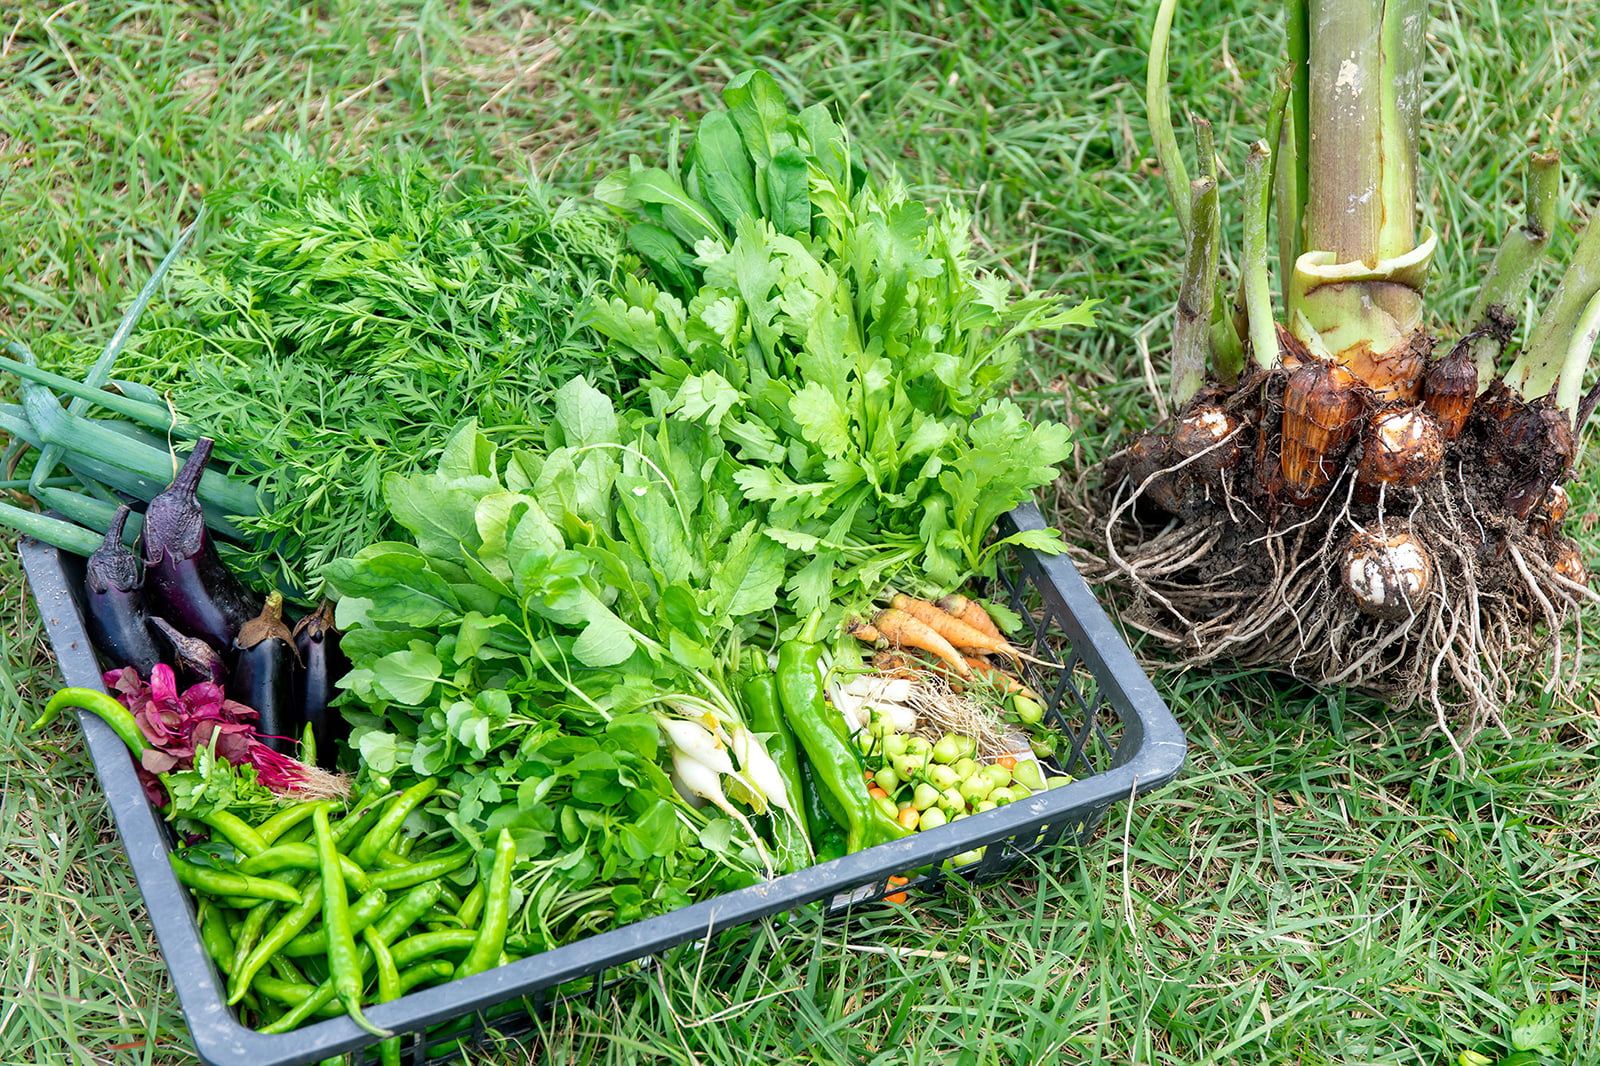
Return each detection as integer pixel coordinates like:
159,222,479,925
1081,0,1597,747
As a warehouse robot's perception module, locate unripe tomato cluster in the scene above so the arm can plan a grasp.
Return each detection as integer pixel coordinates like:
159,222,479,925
852,704,1072,867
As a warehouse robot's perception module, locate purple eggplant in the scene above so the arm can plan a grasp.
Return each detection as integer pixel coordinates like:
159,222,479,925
83,505,161,676
141,438,258,650
149,617,230,688
292,600,349,769
231,591,300,753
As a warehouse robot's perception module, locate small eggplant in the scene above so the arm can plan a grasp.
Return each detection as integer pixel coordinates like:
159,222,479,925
142,438,258,651
83,505,162,676
149,617,230,688
231,591,300,754
292,600,350,769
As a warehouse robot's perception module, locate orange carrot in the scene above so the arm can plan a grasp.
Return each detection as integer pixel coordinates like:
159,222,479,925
935,594,1006,643
872,607,971,678
847,618,884,645
884,875,911,905
891,594,1053,668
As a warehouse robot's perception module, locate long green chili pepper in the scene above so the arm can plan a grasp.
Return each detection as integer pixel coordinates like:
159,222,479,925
457,829,514,979
371,881,447,945
196,810,268,857
256,800,328,847
455,881,486,929
741,655,813,872
397,959,455,995
281,888,388,958
351,778,439,868
366,848,473,892
32,687,148,758
197,902,237,977
776,615,909,855
170,856,302,904
229,883,326,1005
250,974,346,1018
229,901,276,978
364,927,404,1066
237,842,372,892
313,804,391,1038
389,929,479,968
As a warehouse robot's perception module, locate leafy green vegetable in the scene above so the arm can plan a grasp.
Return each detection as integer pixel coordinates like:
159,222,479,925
124,152,623,596
589,71,1095,613
326,394,795,952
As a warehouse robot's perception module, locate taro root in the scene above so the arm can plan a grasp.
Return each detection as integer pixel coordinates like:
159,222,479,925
1551,541,1588,587
1342,527,1434,620
1342,330,1432,405
1533,484,1571,536
1421,342,1478,440
1169,405,1245,476
1280,361,1365,504
1356,406,1444,488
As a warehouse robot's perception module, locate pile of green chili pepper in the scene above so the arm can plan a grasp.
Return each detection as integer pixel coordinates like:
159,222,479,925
172,778,516,1061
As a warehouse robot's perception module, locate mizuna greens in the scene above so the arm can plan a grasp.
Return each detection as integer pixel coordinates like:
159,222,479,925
588,71,1095,617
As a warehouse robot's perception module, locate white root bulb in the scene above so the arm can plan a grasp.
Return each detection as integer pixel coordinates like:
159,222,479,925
1342,526,1434,620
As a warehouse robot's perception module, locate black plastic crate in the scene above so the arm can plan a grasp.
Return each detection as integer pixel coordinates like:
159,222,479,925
19,499,1186,1066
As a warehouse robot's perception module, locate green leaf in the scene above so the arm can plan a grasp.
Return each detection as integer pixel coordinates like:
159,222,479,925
722,70,793,170
371,646,444,704
690,110,760,232
551,375,619,450
765,144,811,236
789,380,852,459
627,223,695,292
323,544,461,628
623,168,722,248
572,611,637,668
1510,1005,1564,1053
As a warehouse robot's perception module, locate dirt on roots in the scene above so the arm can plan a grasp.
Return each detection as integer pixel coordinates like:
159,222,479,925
1059,367,1595,755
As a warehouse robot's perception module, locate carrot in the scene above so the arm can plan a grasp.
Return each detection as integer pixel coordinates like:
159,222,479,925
935,594,1007,643
871,607,971,678
890,594,1054,668
846,618,884,645
871,650,926,681
884,874,911,905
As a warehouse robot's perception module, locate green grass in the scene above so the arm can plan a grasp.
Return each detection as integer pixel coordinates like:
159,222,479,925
3,0,1599,1063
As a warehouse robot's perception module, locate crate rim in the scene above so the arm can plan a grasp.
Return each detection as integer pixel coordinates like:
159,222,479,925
18,500,1186,1066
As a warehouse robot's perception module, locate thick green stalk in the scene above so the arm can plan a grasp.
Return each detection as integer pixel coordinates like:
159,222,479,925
1505,211,1600,402
1556,289,1600,416
1465,152,1561,386
1172,176,1220,404
1146,0,1192,234
1242,143,1279,370
1291,0,1431,382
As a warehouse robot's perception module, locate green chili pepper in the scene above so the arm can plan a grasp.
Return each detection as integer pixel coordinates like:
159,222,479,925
237,843,372,893
229,883,326,1005
457,829,514,979
313,804,391,1038
282,887,388,957
250,974,346,1018
256,800,327,847
372,880,447,945
742,653,815,873
366,848,473,893
389,929,479,968
195,810,267,857
32,687,148,758
364,926,404,1066
776,616,910,855
455,881,486,929
397,959,454,995
169,856,302,904
197,902,237,976
351,778,439,869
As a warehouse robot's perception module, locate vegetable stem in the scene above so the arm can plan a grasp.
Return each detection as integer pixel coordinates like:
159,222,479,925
1242,142,1279,370
1146,0,1192,233
1465,152,1561,388
1506,211,1600,400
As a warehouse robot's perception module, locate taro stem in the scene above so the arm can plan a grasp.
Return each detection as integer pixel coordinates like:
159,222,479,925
1146,0,1192,233
1242,142,1279,371
1287,0,1434,401
1172,176,1220,404
1505,213,1600,412
1465,152,1561,386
